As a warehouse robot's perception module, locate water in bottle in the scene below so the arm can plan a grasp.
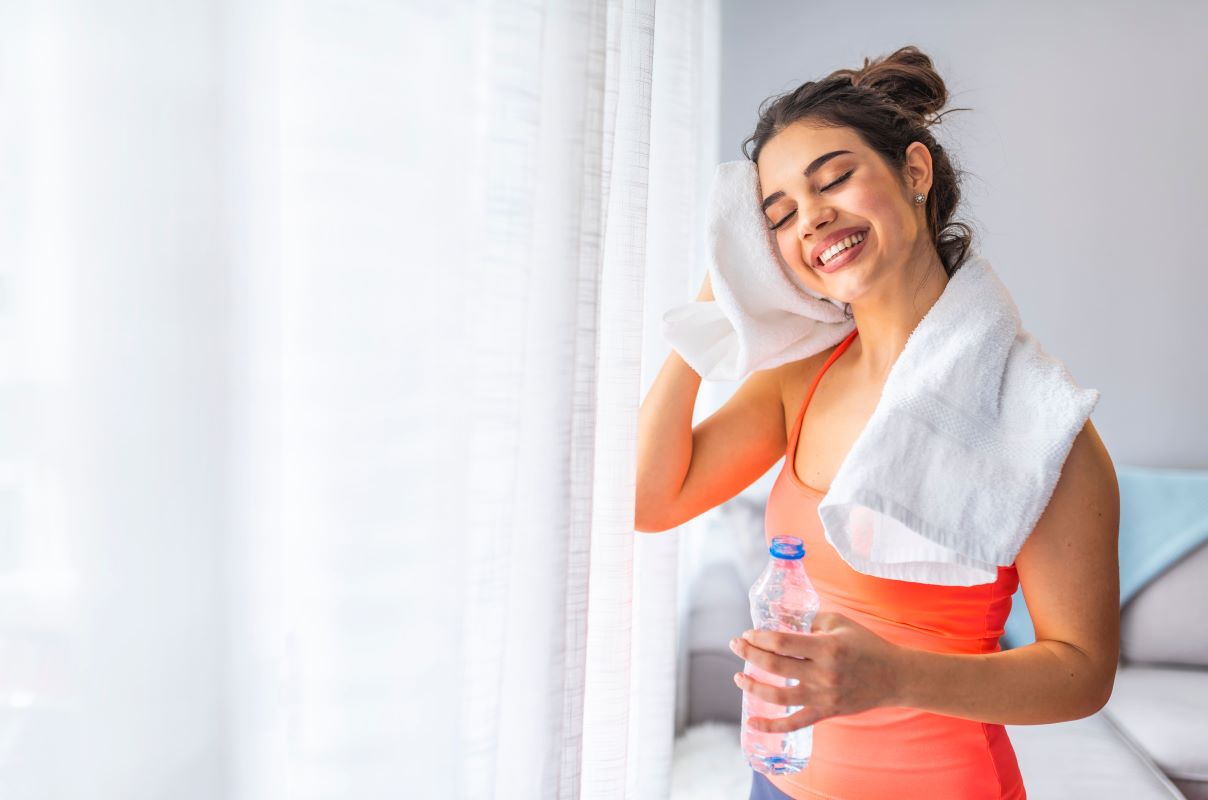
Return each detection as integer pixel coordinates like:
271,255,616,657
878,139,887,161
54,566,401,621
740,535,820,776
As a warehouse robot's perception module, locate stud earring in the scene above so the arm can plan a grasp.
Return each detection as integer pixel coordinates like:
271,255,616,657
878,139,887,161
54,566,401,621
914,193,926,205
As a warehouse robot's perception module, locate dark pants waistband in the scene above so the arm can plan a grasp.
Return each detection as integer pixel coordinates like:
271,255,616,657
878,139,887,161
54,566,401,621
749,770,796,799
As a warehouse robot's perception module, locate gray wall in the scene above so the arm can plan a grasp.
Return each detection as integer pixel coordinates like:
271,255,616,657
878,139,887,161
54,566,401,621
719,0,1208,468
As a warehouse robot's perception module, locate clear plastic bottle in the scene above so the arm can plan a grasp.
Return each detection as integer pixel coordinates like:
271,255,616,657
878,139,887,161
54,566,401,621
740,535,820,776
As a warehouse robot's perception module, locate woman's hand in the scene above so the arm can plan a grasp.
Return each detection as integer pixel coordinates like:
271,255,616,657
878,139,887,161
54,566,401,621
728,611,907,733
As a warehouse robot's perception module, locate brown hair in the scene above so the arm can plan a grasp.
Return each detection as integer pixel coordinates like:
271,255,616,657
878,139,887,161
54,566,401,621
742,46,975,315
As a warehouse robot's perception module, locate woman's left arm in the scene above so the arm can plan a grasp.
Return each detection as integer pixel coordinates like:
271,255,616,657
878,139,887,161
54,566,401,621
895,419,1121,725
732,420,1121,732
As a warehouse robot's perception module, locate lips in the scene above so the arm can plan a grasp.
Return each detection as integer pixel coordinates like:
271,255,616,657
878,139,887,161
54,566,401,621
810,227,869,269
814,234,867,273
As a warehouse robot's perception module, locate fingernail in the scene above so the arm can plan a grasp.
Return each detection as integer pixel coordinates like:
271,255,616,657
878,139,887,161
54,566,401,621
742,631,753,642
728,638,739,653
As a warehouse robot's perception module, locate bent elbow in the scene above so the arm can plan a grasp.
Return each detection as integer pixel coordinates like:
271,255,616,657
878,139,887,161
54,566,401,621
634,514,672,534
1095,671,1117,714
1082,672,1117,719
634,493,679,533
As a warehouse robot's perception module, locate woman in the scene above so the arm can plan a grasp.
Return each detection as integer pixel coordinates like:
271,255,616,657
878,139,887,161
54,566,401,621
635,46,1120,799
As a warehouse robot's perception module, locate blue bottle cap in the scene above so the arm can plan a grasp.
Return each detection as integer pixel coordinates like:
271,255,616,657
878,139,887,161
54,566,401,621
769,535,805,560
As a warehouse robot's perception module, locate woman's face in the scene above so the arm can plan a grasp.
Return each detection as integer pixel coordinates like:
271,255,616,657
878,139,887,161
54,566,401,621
756,121,931,305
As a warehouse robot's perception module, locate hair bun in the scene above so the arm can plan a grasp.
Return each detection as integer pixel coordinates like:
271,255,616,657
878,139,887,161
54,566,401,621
830,45,948,124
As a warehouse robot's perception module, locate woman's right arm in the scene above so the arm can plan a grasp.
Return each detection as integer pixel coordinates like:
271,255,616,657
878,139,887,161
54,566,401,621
634,274,787,532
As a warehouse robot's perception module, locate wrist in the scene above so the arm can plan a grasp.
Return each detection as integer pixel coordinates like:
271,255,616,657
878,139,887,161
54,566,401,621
888,644,918,708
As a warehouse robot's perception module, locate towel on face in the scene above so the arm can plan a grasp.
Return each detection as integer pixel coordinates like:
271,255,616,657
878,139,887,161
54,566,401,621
661,159,855,383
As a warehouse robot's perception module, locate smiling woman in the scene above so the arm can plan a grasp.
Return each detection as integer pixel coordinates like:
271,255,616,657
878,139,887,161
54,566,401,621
730,47,1039,800
636,44,1118,800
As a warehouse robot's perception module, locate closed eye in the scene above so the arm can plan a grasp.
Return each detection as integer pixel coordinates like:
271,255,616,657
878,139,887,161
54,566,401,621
768,169,855,231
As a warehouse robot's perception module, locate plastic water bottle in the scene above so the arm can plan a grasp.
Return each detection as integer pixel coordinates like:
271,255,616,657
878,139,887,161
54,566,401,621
740,535,820,776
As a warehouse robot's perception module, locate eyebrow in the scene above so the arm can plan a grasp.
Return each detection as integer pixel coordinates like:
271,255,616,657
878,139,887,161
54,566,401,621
760,150,854,213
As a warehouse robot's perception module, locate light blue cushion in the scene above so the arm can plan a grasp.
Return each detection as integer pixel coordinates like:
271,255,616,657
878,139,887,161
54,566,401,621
1003,465,1208,649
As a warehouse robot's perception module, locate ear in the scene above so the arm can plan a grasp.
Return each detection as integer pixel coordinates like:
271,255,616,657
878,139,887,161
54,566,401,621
902,141,933,198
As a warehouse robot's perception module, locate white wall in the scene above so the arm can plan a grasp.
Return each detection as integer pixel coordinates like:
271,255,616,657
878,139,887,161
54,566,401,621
717,0,1208,469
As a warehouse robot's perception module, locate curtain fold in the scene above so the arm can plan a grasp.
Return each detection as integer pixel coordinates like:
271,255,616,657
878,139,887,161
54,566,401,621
0,0,720,797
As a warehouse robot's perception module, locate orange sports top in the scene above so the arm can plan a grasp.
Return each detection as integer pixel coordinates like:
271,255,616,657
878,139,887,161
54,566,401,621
763,327,1027,800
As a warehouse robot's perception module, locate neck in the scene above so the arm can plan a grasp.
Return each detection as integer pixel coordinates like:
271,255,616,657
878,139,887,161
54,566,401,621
847,248,949,382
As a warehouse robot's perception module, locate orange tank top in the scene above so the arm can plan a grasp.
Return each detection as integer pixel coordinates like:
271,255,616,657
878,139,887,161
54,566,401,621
763,327,1027,800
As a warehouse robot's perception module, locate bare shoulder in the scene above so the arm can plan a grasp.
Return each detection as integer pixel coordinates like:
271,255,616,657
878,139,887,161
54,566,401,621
777,347,831,381
1019,417,1119,563
774,342,848,411
1032,418,1118,530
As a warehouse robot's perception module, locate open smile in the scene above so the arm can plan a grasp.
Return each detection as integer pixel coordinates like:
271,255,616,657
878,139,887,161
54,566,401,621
815,231,869,273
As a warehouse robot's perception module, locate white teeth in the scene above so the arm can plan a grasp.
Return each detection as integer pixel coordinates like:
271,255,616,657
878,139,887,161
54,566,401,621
820,231,866,265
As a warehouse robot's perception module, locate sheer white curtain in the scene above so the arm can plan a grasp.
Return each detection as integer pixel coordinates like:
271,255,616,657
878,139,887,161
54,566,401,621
0,0,720,798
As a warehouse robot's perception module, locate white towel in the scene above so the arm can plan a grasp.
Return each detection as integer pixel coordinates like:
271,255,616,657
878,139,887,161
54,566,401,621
661,160,856,382
662,160,1102,587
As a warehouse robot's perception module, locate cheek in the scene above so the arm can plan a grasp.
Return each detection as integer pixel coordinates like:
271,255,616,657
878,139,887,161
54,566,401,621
773,229,797,266
775,240,829,296
856,188,911,241
774,231,824,293
848,186,893,226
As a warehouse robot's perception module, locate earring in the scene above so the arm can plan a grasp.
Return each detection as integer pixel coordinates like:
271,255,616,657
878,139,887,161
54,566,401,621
914,193,926,205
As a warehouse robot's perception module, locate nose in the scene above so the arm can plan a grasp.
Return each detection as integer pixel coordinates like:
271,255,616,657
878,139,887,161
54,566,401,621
796,197,836,250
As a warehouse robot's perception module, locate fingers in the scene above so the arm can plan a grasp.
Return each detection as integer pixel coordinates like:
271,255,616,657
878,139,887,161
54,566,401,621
733,671,797,706
730,635,815,678
739,629,830,661
746,706,826,734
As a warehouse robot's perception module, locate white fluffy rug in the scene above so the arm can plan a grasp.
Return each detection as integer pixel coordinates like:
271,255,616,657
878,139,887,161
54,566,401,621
671,722,753,800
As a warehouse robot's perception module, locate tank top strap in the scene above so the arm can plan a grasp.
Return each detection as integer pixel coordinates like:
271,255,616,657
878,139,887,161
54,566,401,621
786,327,859,458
